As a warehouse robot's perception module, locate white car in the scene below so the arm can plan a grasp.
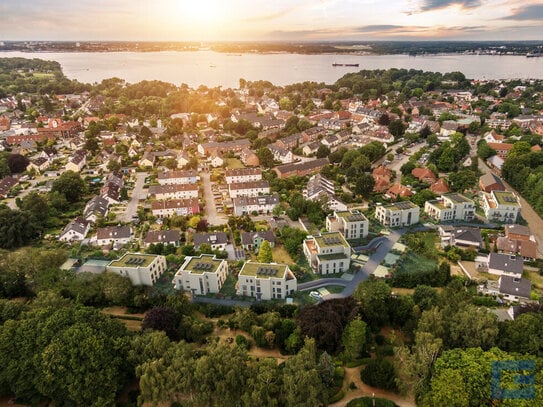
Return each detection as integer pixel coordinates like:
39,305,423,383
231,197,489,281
309,291,322,300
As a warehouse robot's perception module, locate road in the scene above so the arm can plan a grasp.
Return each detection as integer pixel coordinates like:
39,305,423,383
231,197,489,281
387,142,428,183
201,170,227,226
4,175,54,209
478,158,543,256
119,172,147,222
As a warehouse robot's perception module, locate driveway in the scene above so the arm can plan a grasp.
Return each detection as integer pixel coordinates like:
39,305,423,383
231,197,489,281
201,170,227,226
119,172,147,222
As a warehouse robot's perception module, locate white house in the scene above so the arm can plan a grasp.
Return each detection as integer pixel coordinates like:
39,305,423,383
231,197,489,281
193,232,228,251
375,202,420,228
157,170,199,185
267,145,293,164
326,209,369,240
303,232,351,275
225,168,262,184
228,180,270,198
107,253,167,286
487,252,524,277
151,198,200,218
424,193,475,222
237,261,297,300
59,217,90,242
172,254,228,295
94,225,132,247
148,184,199,200
481,190,521,224
233,193,280,216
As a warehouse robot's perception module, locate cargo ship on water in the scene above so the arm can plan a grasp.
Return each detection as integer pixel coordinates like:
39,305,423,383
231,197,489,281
332,63,359,67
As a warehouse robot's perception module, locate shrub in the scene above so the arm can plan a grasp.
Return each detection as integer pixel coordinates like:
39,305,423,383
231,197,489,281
346,397,398,407
235,334,250,350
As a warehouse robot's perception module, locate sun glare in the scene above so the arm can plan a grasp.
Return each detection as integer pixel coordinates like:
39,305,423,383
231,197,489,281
174,0,228,29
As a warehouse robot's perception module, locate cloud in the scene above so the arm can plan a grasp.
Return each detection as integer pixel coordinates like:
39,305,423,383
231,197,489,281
503,4,543,20
355,25,404,33
419,0,481,12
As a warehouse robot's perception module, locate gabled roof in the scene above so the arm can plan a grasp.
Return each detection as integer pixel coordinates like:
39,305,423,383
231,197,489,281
499,275,532,299
488,252,524,275
496,237,537,259
144,230,181,244
241,230,276,245
412,167,437,183
430,178,450,194
96,225,132,240
193,232,228,248
454,227,483,245
479,172,504,190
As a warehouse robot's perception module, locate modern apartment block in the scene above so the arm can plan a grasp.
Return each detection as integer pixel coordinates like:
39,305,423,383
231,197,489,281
303,232,351,275
481,190,521,224
326,209,369,240
424,193,475,222
375,201,420,228
237,261,297,300
172,254,228,295
107,253,167,286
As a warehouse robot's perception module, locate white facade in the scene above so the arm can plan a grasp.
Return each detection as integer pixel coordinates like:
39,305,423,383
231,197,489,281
326,209,369,240
172,254,228,295
228,180,270,198
148,184,199,200
424,193,475,222
233,193,280,216
237,261,297,300
303,232,351,275
107,253,167,286
157,170,199,185
482,190,521,224
375,202,420,228
225,168,262,184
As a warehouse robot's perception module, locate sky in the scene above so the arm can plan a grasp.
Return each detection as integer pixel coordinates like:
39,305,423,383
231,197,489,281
1,0,543,41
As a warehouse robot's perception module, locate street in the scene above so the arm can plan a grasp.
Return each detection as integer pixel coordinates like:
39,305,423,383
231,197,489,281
201,170,227,226
119,172,147,222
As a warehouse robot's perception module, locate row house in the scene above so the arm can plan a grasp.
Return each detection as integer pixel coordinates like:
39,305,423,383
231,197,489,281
481,190,521,224
173,254,228,295
107,253,166,287
225,168,262,184
274,158,329,179
303,232,351,275
65,150,87,173
6,133,54,145
151,198,200,218
302,126,326,142
424,193,475,222
228,180,270,198
267,144,293,163
304,174,347,212
233,193,280,216
375,202,420,228
351,107,382,123
326,209,369,240
157,170,199,185
198,139,251,156
237,261,297,300
275,133,303,150
302,141,321,156
148,184,199,200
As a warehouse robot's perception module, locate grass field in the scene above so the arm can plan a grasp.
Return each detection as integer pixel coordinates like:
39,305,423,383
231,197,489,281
32,72,55,79
397,252,437,274
220,274,238,297
225,158,245,169
272,245,294,264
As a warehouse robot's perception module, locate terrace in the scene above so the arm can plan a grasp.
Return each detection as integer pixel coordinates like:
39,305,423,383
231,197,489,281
493,191,520,207
314,232,349,249
183,255,222,274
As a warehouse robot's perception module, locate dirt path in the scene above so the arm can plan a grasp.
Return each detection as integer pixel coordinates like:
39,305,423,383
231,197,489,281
479,158,543,256
330,367,416,407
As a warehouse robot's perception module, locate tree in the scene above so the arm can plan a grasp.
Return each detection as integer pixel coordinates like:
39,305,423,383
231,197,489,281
316,144,330,159
353,279,392,328
51,170,86,203
0,207,41,249
354,173,375,197
360,358,397,392
413,285,438,311
342,317,367,361
257,240,273,263
141,306,180,340
20,191,49,226
282,338,326,407
7,154,29,174
257,147,275,169
378,113,390,125
241,358,282,406
388,119,406,139
107,159,121,171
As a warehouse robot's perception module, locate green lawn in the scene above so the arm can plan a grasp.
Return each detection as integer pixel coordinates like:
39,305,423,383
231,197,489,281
220,274,238,297
225,158,245,169
397,252,437,274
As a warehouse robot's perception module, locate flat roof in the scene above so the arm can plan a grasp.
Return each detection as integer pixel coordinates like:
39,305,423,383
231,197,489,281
336,210,368,222
382,201,418,211
493,191,520,207
317,253,349,261
108,253,158,268
314,232,350,248
444,193,472,204
240,261,288,279
182,254,223,274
